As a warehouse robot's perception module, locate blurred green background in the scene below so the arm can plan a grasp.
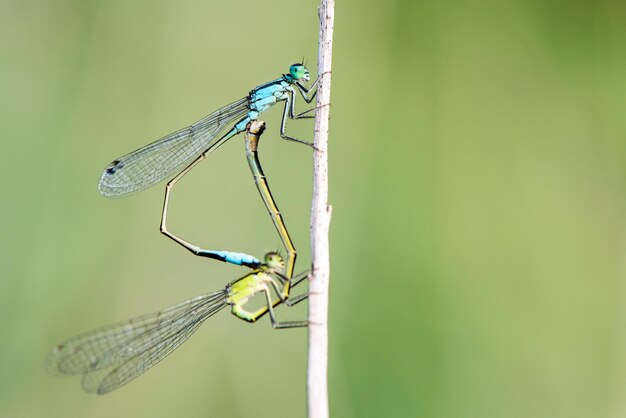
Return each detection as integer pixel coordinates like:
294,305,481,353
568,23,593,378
2,0,626,417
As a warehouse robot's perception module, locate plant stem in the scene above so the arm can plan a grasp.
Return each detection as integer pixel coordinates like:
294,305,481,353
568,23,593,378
308,0,334,417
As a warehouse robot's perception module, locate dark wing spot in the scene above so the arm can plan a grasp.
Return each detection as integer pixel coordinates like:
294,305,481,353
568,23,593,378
105,160,124,175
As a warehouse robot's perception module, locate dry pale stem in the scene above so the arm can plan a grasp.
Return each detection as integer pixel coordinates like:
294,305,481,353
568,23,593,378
307,0,334,417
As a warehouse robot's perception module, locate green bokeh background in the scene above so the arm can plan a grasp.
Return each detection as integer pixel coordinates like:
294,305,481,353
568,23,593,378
2,1,626,417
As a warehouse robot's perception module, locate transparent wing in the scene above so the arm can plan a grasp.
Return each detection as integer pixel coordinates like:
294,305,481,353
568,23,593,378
46,290,227,394
98,98,250,197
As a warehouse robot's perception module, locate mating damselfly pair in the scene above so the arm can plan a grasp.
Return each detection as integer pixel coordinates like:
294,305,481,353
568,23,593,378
46,64,320,394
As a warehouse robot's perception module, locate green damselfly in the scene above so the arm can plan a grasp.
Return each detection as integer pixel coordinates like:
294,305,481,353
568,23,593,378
46,253,308,394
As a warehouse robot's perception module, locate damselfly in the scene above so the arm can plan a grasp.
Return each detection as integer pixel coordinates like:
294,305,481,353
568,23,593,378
46,253,308,394
99,65,319,276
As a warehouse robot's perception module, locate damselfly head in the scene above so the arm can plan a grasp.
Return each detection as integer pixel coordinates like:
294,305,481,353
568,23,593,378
264,252,285,271
289,63,310,82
